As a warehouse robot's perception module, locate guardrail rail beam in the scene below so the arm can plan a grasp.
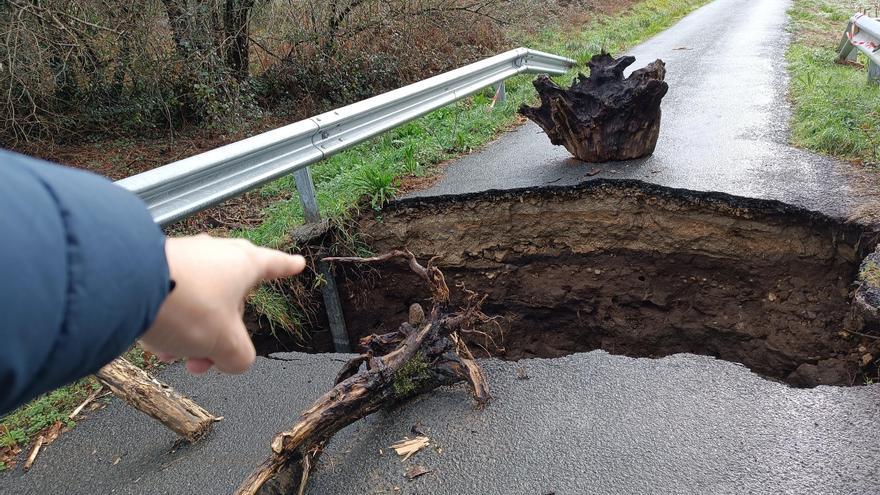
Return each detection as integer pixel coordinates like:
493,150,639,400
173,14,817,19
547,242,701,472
838,13,880,83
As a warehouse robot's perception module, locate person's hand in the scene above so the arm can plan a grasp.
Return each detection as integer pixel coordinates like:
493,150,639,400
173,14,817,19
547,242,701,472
140,235,306,375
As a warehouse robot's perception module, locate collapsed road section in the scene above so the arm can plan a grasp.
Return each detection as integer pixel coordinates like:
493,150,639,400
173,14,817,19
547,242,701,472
325,180,880,388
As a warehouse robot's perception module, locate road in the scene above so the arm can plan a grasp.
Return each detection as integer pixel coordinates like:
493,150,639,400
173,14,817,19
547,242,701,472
411,0,858,218
5,0,880,494
5,352,880,495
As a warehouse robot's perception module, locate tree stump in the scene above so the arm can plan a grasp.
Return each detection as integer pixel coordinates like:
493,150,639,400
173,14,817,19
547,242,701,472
95,358,220,442
236,251,491,495
519,53,669,162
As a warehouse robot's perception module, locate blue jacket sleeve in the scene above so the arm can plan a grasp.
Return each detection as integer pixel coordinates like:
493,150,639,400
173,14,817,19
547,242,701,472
0,150,170,414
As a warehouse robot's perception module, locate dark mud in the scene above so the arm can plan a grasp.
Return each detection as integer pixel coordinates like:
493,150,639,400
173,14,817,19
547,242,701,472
329,180,880,387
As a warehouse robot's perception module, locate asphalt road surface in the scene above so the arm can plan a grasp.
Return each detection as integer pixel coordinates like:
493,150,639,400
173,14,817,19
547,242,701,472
5,0,880,494
411,0,858,218
5,352,880,495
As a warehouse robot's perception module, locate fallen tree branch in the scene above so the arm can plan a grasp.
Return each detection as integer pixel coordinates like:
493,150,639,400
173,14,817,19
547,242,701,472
95,358,220,442
22,435,43,472
68,386,104,420
236,251,491,495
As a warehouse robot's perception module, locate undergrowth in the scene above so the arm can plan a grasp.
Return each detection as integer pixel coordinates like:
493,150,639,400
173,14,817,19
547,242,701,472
249,284,298,339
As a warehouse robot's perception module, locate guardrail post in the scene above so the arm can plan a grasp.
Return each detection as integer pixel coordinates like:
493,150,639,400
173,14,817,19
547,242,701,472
493,81,507,106
837,22,857,61
870,60,880,83
293,167,351,353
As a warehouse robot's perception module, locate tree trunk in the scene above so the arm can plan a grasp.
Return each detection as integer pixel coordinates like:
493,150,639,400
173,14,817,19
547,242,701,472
519,53,669,162
224,0,255,79
95,358,219,442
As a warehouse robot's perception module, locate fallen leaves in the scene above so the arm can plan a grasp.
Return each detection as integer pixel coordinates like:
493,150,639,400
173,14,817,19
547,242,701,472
391,436,430,461
387,435,437,483
0,444,21,470
410,422,427,437
43,421,63,446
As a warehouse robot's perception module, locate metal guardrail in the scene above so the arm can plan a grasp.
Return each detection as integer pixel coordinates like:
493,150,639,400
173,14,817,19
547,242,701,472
116,47,575,226
114,46,575,352
838,13,880,82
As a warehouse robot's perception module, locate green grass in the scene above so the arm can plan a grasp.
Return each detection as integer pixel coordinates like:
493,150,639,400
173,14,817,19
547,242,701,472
527,0,713,57
1,379,99,453
788,0,880,163
235,92,519,249
248,284,300,340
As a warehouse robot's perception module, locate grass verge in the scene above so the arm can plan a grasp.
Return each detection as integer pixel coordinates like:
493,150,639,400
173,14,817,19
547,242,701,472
788,0,880,165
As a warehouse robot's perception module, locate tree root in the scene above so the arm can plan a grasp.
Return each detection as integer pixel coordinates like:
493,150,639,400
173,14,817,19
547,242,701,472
236,251,491,495
519,52,668,162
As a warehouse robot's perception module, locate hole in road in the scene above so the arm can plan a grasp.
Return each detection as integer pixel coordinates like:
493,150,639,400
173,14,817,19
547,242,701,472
260,180,880,388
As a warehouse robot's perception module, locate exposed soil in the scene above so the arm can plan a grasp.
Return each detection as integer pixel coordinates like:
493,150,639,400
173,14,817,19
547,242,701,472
321,180,880,388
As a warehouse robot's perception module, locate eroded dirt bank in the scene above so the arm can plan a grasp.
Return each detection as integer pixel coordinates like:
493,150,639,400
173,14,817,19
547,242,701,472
332,180,880,387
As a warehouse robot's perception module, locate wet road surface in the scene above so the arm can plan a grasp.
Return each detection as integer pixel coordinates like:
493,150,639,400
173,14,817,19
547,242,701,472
5,352,880,495
411,0,857,218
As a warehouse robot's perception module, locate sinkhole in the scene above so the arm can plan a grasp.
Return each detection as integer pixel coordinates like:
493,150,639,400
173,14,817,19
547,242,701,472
260,180,880,388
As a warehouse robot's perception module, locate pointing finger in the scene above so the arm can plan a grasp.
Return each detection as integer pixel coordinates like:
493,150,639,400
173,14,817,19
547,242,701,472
251,248,306,282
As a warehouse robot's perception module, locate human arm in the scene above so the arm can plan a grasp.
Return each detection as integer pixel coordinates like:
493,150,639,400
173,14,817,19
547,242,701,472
0,150,170,413
0,150,305,414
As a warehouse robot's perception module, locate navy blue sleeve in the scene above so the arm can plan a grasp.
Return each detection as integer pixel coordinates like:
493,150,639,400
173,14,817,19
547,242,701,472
0,150,170,414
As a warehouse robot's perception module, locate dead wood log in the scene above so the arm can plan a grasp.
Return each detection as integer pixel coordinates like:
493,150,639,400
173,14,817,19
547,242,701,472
95,358,219,442
519,53,669,162
236,251,491,495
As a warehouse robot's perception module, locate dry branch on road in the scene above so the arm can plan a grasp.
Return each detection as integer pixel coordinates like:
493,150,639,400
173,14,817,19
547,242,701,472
95,358,220,442
236,251,491,495
520,53,668,162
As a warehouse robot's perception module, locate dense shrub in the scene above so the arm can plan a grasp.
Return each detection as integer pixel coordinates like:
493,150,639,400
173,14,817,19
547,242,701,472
0,0,577,147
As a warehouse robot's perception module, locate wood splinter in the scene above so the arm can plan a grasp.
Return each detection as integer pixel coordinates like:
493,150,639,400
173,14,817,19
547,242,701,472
237,250,492,495
95,357,220,442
